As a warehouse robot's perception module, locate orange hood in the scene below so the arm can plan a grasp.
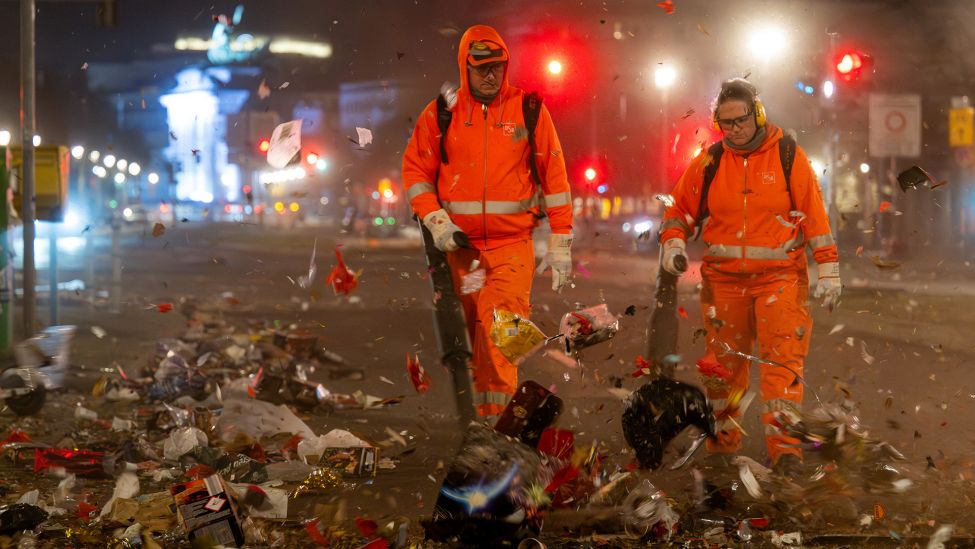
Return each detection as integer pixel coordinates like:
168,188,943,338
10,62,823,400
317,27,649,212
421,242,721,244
457,25,510,100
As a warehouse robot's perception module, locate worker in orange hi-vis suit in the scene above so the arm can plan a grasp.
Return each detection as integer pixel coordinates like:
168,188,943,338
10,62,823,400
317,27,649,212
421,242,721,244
402,25,573,420
658,78,841,478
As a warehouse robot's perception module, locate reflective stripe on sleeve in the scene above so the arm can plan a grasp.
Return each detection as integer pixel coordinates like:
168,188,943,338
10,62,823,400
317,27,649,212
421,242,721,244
808,234,836,250
406,182,437,201
543,191,571,208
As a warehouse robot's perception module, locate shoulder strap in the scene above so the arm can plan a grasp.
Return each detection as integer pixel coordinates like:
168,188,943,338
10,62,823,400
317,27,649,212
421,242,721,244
523,91,543,187
436,95,452,165
778,135,796,210
693,141,724,240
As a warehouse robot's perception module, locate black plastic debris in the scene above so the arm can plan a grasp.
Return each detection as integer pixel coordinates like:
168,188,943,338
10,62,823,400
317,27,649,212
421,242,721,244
0,504,48,536
896,165,934,192
622,378,716,470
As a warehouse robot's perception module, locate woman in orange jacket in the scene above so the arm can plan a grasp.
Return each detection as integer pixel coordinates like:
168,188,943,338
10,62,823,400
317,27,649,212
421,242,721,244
402,25,574,419
659,79,841,476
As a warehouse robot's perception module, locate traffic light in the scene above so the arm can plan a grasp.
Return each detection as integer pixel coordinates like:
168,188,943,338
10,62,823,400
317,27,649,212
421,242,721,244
377,178,396,202
257,138,270,153
546,58,564,76
243,184,253,205
306,152,319,165
584,167,598,182
834,50,870,82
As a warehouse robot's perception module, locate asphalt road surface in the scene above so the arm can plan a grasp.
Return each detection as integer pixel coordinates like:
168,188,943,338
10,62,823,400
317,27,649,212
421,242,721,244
3,218,974,545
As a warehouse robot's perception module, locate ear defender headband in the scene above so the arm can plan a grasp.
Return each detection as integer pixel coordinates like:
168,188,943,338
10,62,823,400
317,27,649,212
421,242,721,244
712,97,767,130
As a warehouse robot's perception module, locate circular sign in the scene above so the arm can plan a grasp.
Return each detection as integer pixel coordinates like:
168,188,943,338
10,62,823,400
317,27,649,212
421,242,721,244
885,111,907,133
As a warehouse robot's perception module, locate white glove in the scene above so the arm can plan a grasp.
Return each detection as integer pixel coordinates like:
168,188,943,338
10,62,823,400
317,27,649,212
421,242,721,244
422,209,464,252
661,238,687,276
814,261,842,310
537,233,573,292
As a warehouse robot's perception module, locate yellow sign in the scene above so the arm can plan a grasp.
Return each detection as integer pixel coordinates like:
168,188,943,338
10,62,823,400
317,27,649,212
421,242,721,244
9,146,69,222
949,107,974,147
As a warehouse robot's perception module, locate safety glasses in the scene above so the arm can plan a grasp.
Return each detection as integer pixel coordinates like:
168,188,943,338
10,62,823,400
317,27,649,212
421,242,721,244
469,62,506,78
716,111,754,130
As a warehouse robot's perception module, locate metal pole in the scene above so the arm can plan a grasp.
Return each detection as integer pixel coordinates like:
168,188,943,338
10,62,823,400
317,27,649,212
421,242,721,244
48,225,57,325
110,214,121,314
20,0,37,337
0,147,13,352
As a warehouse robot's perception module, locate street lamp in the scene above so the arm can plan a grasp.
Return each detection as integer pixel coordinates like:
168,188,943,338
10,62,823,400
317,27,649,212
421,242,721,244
128,162,141,176
92,165,107,178
88,150,101,163
114,172,125,184
859,162,870,174
547,59,563,76
0,130,9,147
653,65,677,89
103,154,116,168
32,135,41,147
147,172,159,185
116,159,128,173
822,80,835,99
71,145,85,160
746,24,789,61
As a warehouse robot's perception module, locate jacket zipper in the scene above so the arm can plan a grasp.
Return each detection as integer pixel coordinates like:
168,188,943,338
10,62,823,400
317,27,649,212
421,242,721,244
741,157,748,256
481,103,489,248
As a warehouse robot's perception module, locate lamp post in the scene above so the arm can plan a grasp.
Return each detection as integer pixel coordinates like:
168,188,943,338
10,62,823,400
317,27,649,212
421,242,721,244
654,64,677,192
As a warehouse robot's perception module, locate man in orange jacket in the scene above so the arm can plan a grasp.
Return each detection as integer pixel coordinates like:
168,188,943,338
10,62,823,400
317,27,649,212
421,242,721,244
402,25,573,419
659,78,840,476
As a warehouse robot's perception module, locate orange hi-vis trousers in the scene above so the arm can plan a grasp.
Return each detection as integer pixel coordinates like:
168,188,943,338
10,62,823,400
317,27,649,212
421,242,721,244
447,239,535,417
700,263,811,465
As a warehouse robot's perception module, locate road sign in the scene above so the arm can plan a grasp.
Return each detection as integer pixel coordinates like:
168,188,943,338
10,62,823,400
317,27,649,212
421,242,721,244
9,146,69,222
950,106,974,147
869,94,921,158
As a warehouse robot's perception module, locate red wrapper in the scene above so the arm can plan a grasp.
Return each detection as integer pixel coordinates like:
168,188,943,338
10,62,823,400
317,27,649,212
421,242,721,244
406,353,430,394
325,247,359,295
34,448,111,478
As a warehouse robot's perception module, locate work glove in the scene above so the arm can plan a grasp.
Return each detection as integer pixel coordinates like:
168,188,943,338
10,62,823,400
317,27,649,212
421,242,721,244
422,209,466,252
538,233,573,292
440,81,458,110
661,238,688,276
814,261,842,310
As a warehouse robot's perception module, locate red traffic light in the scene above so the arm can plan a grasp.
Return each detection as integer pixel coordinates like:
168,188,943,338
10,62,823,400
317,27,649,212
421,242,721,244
258,138,271,153
834,50,868,81
584,167,598,182
547,59,564,76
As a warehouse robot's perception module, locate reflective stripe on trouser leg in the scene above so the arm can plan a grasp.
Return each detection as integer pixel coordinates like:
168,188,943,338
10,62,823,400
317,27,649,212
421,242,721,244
754,268,810,464
447,239,534,417
700,266,756,454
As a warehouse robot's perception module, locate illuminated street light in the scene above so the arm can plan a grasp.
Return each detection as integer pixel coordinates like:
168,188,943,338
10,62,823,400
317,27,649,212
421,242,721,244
306,152,319,165
547,59,563,75
114,172,125,184
0,130,9,147
653,65,677,89
104,154,117,168
316,158,328,172
116,159,128,173
746,24,789,61
822,80,835,99
859,162,870,174
584,167,598,182
92,165,107,178
88,150,101,163
147,172,159,185
71,145,85,160
32,135,41,147
128,162,141,176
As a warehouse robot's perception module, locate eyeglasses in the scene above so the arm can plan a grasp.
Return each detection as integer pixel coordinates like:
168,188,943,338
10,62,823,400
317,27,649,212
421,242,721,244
469,63,505,78
716,111,754,130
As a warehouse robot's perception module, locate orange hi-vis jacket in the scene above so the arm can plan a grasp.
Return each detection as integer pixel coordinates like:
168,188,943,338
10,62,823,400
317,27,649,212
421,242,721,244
402,25,573,250
660,124,838,273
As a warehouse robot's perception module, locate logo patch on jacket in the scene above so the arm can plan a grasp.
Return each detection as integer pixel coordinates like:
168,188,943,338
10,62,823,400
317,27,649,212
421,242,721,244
760,171,775,185
502,122,517,136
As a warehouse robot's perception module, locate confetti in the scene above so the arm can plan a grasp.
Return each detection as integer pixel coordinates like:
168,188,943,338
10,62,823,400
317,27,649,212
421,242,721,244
697,24,710,36
406,353,431,394
257,79,271,99
325,246,359,295
151,222,166,237
879,201,892,213
677,306,688,319
355,127,373,147
91,326,107,339
656,0,675,14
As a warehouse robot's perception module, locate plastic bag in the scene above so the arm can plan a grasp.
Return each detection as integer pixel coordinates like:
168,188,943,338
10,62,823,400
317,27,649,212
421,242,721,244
559,304,619,354
460,260,486,295
622,479,679,540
